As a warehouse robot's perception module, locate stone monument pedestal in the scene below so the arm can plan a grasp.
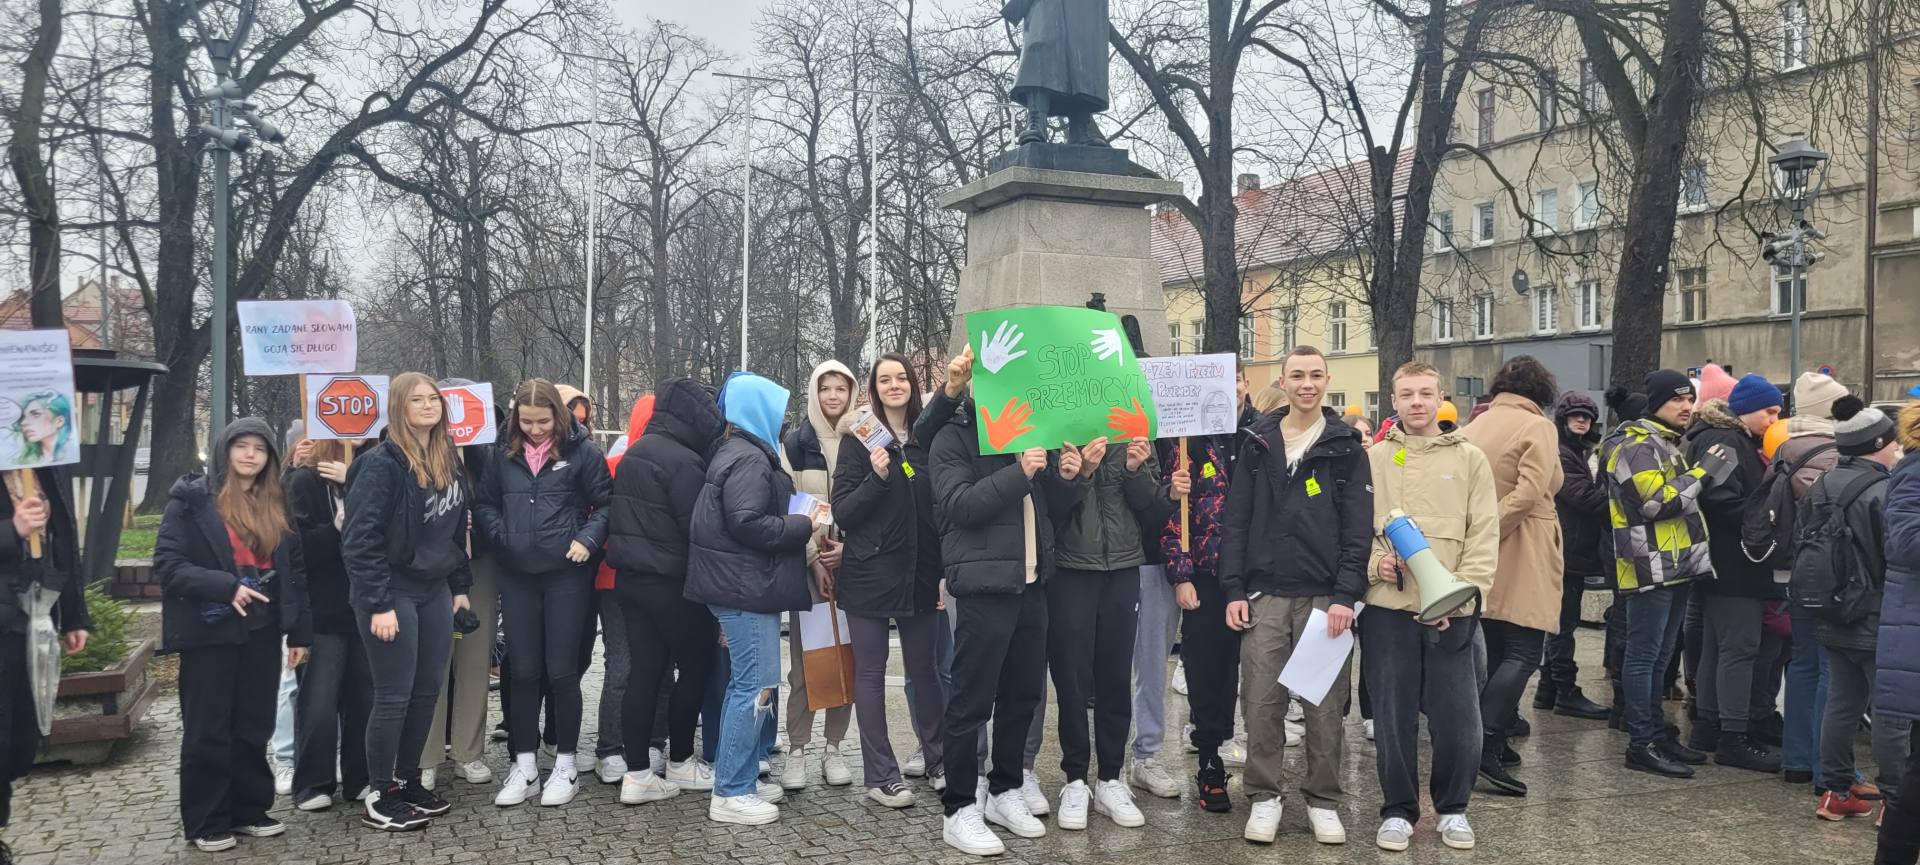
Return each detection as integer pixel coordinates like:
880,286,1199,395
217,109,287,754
939,161,1184,357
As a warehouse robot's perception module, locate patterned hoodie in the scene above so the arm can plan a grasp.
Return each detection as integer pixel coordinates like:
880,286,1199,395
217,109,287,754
1599,415,1713,592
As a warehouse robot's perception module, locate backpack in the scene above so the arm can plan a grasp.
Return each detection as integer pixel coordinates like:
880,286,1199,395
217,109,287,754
1788,469,1883,625
1740,441,1837,569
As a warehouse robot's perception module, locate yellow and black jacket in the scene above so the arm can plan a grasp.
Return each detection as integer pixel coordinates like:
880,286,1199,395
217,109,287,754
1599,416,1712,592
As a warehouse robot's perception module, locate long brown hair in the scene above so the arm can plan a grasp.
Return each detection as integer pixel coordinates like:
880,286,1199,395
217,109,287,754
388,372,461,490
504,378,569,458
303,438,356,469
867,352,923,442
217,432,291,559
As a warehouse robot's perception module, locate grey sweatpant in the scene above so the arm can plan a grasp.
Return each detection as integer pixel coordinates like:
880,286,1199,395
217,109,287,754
1698,594,1766,733
847,610,946,788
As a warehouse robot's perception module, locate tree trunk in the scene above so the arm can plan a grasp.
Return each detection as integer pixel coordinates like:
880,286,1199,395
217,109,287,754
6,0,63,328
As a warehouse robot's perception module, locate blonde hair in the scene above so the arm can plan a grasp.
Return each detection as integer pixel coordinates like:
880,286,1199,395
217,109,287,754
387,372,461,490
1393,360,1443,384
1251,382,1288,414
216,431,290,559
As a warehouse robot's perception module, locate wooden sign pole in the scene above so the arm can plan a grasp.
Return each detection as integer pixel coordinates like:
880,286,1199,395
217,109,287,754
1178,437,1191,552
5,470,45,559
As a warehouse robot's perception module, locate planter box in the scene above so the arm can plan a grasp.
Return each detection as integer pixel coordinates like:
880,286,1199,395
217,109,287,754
110,559,157,601
36,637,159,766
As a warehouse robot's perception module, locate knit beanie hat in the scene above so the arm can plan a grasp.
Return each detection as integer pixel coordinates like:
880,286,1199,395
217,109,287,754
1793,372,1847,420
1834,396,1896,456
1728,374,1784,416
1643,369,1695,415
1698,364,1737,405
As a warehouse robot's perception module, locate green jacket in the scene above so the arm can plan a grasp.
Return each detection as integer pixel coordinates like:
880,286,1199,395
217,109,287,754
1054,448,1167,572
1600,417,1712,592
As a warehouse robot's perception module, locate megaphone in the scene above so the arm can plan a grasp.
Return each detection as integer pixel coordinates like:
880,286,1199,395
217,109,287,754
1383,509,1481,624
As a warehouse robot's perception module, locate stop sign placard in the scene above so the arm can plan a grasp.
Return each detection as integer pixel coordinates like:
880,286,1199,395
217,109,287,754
303,374,389,440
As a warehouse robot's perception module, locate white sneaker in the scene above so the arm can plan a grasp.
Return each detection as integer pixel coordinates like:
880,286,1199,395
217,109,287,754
1171,662,1188,696
1377,817,1414,851
823,744,853,786
1363,719,1375,741
597,754,628,785
540,768,579,806
295,792,332,812
868,783,914,808
1221,739,1248,767
1308,806,1347,844
495,765,538,807
1093,779,1145,828
456,759,493,784
985,789,1047,838
192,835,238,852
708,793,779,826
419,767,437,791
757,780,787,804
1129,761,1181,798
648,747,665,775
620,771,681,804
666,758,717,791
1183,723,1198,752
1244,799,1282,843
1438,813,1475,850
943,804,1006,857
1056,779,1091,830
1285,719,1305,746
903,749,927,777
273,765,294,796
1287,699,1305,723
779,750,808,790
1020,770,1050,816
930,771,948,792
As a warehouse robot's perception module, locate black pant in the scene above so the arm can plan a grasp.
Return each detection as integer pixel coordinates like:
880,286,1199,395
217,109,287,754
293,631,372,800
1682,588,1705,698
1542,575,1588,692
0,630,40,829
1046,567,1139,784
619,582,717,764
1878,735,1920,865
942,587,1048,816
1479,619,1544,739
500,566,593,755
1698,593,1765,733
361,580,453,788
1179,572,1240,755
1363,607,1481,822
178,625,282,840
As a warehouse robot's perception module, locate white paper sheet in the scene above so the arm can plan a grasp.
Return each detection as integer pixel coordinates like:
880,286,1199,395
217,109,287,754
797,601,852,650
1277,603,1366,706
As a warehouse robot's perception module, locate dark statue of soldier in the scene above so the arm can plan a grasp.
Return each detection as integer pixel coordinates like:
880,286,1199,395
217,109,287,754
1001,0,1111,147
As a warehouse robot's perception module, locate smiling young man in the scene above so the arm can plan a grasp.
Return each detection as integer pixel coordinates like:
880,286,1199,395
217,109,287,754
1219,345,1371,846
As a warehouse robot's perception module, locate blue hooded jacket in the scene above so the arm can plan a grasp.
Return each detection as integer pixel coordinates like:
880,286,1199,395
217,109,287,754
719,372,790,452
683,372,813,613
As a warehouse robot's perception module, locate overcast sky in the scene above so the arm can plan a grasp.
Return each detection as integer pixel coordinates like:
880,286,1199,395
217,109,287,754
607,0,772,60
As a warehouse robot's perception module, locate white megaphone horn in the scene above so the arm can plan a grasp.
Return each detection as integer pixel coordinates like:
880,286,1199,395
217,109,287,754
1382,509,1481,624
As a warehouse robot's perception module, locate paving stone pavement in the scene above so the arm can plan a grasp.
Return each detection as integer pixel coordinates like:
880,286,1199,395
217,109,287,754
7,628,1886,864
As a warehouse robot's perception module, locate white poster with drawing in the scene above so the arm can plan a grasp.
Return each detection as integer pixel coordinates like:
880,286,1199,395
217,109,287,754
0,330,79,470
1138,353,1238,439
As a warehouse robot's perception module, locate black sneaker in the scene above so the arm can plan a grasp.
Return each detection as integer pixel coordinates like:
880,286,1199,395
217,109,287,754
1553,689,1611,721
1508,716,1531,738
363,785,432,832
1624,743,1695,779
232,817,284,837
399,776,452,816
1783,768,1815,785
1657,736,1709,766
1686,721,1719,754
1196,758,1231,814
1478,739,1528,797
1500,741,1522,768
1713,733,1782,774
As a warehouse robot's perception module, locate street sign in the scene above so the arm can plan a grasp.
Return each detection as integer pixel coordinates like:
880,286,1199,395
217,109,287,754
441,382,497,447
305,375,388,440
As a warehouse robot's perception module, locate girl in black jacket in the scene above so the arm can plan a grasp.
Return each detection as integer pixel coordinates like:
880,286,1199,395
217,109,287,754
156,417,310,851
475,378,612,809
287,438,372,811
832,353,948,807
341,372,472,833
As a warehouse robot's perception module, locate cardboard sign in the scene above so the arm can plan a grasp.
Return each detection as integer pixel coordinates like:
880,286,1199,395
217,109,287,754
849,409,894,451
238,299,357,376
0,329,80,470
1138,353,1239,439
304,375,388,440
440,382,497,447
965,305,1158,454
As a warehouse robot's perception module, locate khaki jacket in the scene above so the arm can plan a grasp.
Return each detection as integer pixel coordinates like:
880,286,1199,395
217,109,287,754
1462,393,1567,632
1365,426,1501,617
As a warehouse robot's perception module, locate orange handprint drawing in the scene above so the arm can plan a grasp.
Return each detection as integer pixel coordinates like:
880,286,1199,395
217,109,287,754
1106,396,1151,440
981,396,1036,451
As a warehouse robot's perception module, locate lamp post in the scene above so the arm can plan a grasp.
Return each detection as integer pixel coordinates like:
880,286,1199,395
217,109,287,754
852,87,903,364
1763,136,1829,386
556,48,620,408
714,70,780,371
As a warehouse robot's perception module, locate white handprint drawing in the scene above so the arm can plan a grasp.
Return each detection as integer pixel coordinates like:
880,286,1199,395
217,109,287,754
980,320,1028,373
1090,327,1124,363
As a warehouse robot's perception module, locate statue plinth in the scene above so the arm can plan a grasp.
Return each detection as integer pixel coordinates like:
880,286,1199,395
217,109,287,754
939,161,1184,357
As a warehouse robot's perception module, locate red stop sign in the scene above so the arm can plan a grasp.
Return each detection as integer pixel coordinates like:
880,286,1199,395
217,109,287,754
315,377,381,438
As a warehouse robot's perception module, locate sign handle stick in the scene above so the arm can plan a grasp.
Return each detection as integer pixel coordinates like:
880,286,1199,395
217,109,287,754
1179,437,1190,553
5,470,45,559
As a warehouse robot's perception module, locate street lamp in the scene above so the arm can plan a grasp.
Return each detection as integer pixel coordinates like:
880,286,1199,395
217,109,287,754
1762,136,1829,387
556,48,619,410
852,87,904,364
714,70,780,371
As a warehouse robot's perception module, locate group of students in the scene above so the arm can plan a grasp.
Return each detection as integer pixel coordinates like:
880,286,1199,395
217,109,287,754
3,339,1920,864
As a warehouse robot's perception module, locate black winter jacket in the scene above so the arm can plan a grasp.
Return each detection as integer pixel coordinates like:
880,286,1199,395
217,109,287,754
1684,400,1775,598
0,464,91,636
342,439,474,614
832,412,941,618
1554,400,1608,587
1219,406,1372,608
286,466,354,635
683,431,815,613
607,379,726,594
927,394,1078,597
476,421,612,575
1807,457,1890,651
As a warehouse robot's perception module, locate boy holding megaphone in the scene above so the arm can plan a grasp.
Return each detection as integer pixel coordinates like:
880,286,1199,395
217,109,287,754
1361,361,1500,853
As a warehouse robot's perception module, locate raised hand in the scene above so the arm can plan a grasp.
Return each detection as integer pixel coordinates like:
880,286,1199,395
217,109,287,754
1090,327,1124,362
1107,396,1151,440
1125,437,1151,471
870,446,892,478
1020,447,1048,478
1059,443,1083,480
316,460,349,484
1080,436,1109,473
945,346,975,397
980,320,1028,374
981,397,1036,451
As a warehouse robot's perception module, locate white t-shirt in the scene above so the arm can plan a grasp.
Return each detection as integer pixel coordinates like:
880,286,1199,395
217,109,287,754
1282,415,1326,475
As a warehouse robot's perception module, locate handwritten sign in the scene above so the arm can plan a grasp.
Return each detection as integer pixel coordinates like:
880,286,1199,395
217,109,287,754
966,305,1158,454
441,382,497,447
237,299,357,376
304,374,388,441
1138,353,1238,439
0,330,79,470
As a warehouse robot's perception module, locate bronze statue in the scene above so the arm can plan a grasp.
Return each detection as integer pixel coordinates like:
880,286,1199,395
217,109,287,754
1001,0,1110,146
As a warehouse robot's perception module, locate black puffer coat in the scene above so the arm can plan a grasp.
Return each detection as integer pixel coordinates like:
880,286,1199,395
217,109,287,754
1218,406,1372,608
475,421,612,575
286,465,354,635
607,379,726,593
1553,393,1609,587
1684,399,1774,598
0,464,90,636
927,394,1078,597
832,410,941,619
341,439,474,614
683,431,815,613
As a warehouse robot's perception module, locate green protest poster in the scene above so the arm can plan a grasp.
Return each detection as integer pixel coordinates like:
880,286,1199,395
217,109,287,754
965,305,1159,454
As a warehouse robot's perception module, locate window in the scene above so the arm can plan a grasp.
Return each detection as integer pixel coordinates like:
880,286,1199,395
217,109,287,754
1239,316,1256,361
1433,210,1456,251
1274,306,1298,353
1576,181,1600,228
1534,286,1558,335
1577,279,1605,330
1475,88,1496,146
1473,293,1495,338
1531,189,1560,236
1365,391,1380,421
1474,202,1496,244
1773,264,1807,315
1327,301,1350,352
1580,60,1604,111
1168,321,1182,355
1536,72,1558,132
1678,267,1708,323
1680,160,1709,209
1328,392,1348,411
1433,299,1457,342
1781,0,1810,70
1189,319,1204,353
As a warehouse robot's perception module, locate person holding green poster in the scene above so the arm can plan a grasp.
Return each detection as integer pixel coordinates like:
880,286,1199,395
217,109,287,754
1219,345,1373,846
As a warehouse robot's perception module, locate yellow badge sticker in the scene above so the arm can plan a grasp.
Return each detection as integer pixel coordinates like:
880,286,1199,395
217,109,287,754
901,461,915,479
1393,448,1407,466
1305,477,1322,497
1201,462,1217,479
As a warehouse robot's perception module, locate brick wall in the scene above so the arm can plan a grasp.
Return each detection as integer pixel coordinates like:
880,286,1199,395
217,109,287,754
110,560,158,601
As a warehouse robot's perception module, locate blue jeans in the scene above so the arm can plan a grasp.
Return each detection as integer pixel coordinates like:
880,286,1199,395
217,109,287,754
1130,564,1179,761
270,658,298,767
709,606,781,797
1783,602,1830,774
1623,584,1689,748
702,644,777,764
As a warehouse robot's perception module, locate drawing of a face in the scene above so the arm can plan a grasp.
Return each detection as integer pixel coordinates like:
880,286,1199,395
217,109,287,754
12,392,71,464
1201,393,1232,433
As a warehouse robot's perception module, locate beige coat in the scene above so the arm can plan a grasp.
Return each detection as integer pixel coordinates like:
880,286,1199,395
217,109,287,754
1365,426,1501,617
1461,393,1566,632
